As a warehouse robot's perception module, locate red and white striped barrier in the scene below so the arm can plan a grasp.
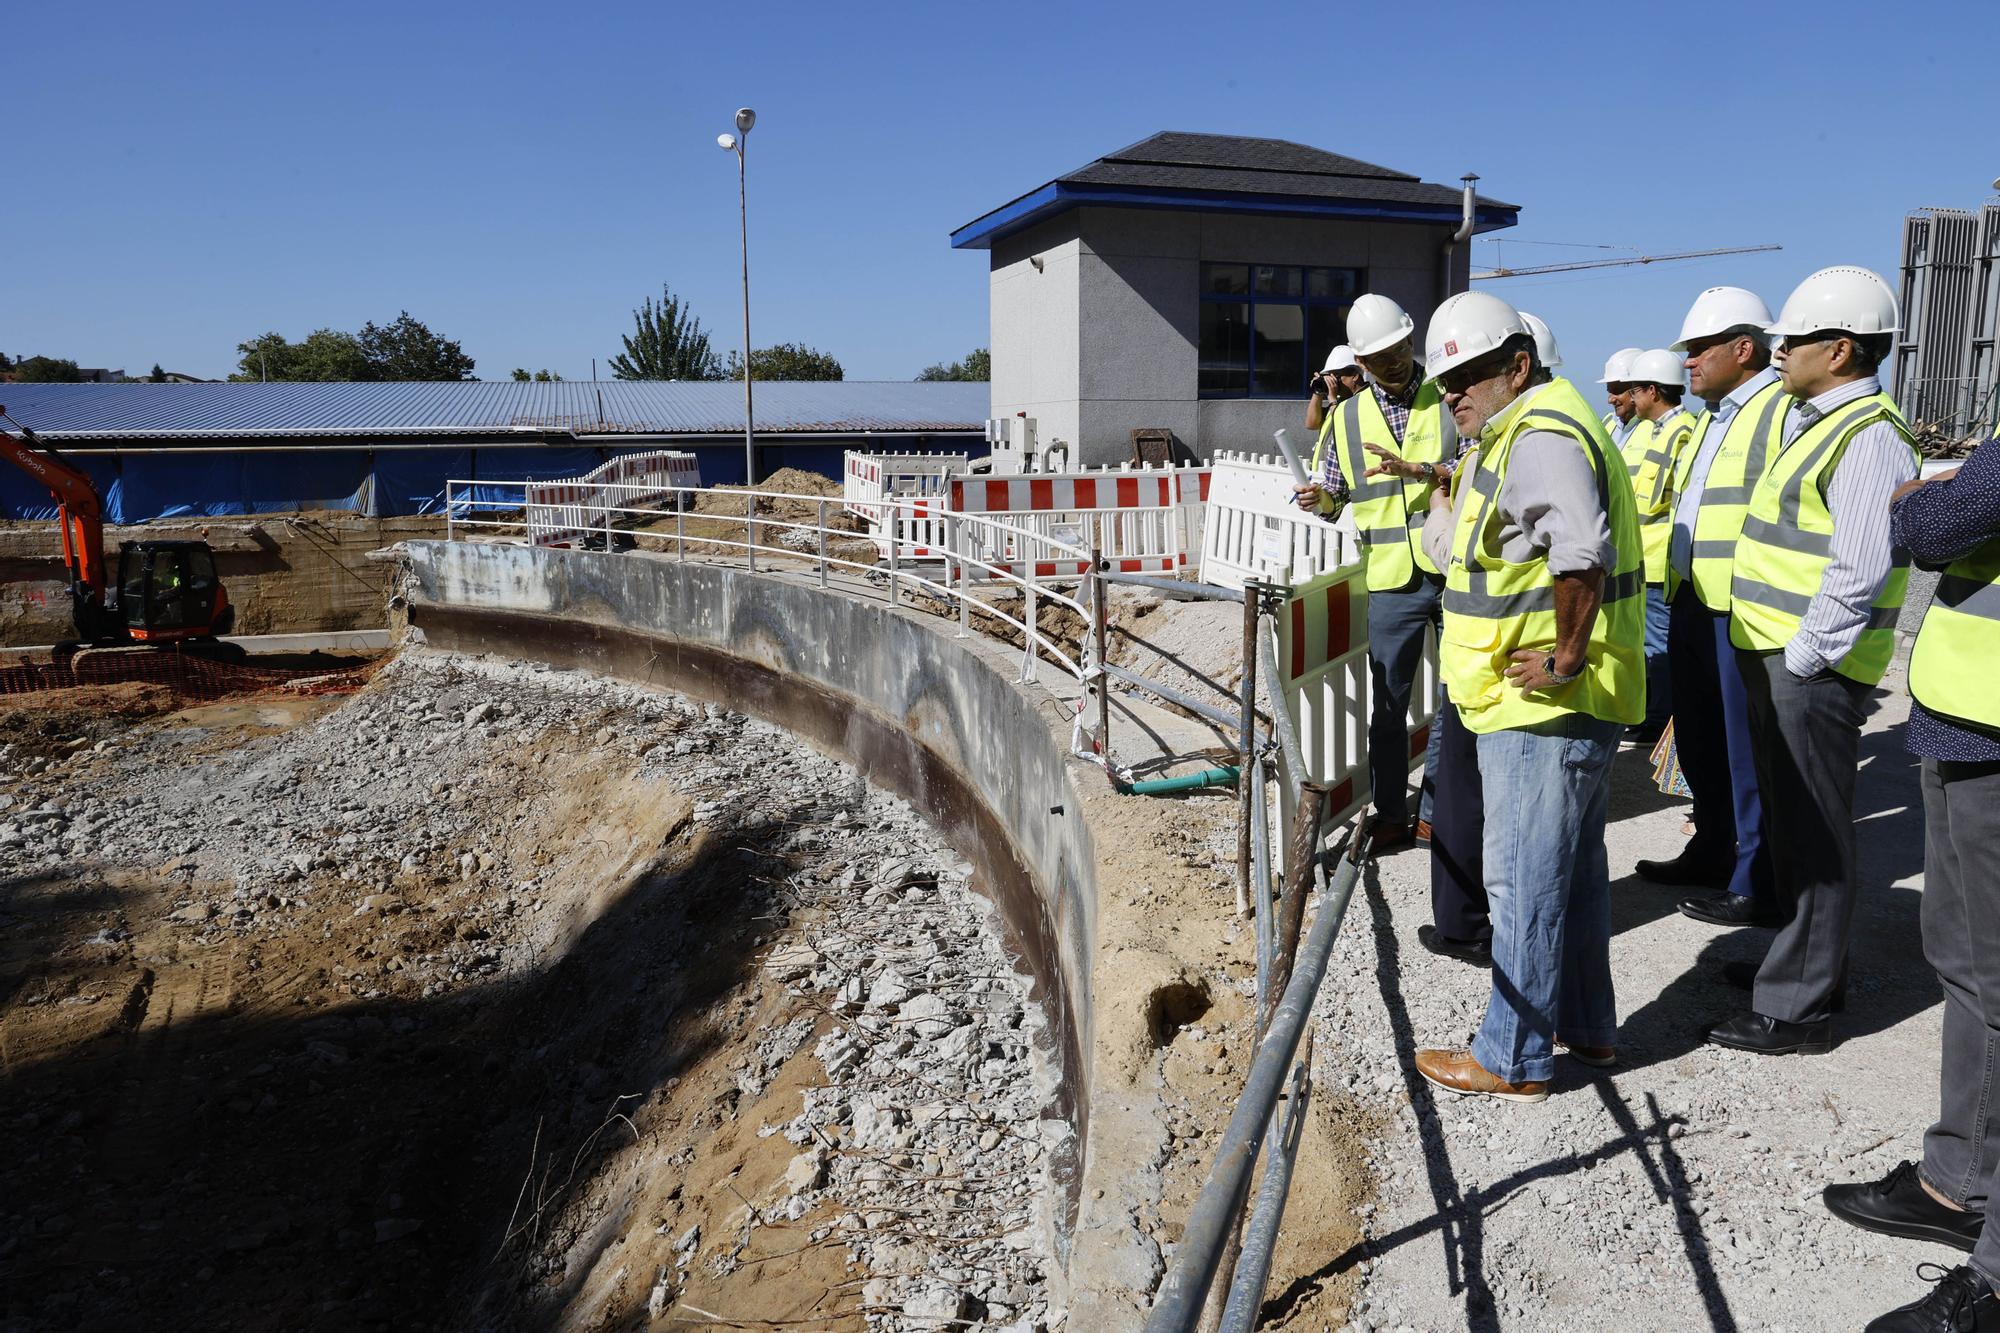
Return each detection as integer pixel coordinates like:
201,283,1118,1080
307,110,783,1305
1199,450,1354,591
526,450,700,546
842,450,971,528
862,463,1209,578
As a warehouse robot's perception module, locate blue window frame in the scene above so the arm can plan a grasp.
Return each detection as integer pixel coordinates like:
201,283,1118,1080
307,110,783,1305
1198,263,1365,399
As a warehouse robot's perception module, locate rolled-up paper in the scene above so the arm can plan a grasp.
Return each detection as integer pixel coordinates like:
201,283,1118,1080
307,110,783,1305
1271,428,1310,487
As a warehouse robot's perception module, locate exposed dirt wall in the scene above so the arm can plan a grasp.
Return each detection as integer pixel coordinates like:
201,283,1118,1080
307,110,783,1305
0,512,446,645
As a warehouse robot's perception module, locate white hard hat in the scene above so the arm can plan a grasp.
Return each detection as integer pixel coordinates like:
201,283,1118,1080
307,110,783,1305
1423,291,1531,377
1670,286,1775,352
1345,294,1417,357
1321,344,1359,372
1626,348,1685,389
1767,265,1901,338
1519,312,1562,368
1598,347,1642,384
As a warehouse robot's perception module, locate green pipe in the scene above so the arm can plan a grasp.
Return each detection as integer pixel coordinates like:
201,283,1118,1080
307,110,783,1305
1124,765,1240,796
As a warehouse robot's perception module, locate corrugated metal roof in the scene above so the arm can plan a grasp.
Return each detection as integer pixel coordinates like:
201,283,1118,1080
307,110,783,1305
0,381,991,441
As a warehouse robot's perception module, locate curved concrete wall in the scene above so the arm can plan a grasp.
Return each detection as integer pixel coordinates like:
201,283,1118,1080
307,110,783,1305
397,539,1099,1245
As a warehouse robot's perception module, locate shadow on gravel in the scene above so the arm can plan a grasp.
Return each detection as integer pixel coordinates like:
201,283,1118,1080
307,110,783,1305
1262,864,1744,1331
0,819,803,1333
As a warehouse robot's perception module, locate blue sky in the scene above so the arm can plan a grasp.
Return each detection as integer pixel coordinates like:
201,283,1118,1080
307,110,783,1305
10,0,1996,389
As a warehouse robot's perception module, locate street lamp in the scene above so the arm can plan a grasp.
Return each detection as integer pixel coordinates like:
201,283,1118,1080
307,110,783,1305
718,107,757,484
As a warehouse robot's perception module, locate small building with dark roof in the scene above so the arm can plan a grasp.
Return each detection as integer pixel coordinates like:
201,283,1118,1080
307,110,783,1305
952,132,1519,463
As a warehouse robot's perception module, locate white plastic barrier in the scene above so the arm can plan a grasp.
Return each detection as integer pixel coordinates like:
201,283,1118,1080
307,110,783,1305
942,466,1210,579
525,449,700,546
1198,450,1354,590
842,450,971,528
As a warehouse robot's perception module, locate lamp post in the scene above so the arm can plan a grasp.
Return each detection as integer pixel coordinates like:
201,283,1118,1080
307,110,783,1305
718,107,757,485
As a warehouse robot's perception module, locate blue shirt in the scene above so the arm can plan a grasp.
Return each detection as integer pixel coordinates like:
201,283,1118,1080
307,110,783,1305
1893,436,2000,762
1669,366,1790,579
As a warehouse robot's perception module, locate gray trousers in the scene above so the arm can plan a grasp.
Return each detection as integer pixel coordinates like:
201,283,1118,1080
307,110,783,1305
1736,651,1868,1024
1918,758,2000,1290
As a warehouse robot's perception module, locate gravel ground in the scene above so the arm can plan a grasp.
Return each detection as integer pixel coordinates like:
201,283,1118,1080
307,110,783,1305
1291,663,1939,1332
0,649,1061,1332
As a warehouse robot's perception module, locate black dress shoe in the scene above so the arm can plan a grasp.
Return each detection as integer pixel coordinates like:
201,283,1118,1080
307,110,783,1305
1720,959,1847,1013
1417,924,1492,967
1827,1161,1983,1253
1865,1264,2000,1332
1705,1010,1833,1055
1634,854,1731,889
1678,892,1779,927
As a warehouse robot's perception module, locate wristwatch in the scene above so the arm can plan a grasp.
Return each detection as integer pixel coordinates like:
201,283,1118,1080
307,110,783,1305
1419,461,1438,481
1543,654,1582,686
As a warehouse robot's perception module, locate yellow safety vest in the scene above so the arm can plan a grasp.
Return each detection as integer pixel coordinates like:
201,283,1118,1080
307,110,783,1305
1310,381,1452,591
1667,378,1793,610
1625,408,1696,586
1910,538,2000,731
1728,390,1917,686
1441,377,1648,733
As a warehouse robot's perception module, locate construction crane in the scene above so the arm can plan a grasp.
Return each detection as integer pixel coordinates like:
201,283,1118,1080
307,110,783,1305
1472,243,1781,281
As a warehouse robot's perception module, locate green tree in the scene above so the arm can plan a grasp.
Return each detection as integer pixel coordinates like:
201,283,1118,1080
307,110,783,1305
230,328,371,382
358,311,475,380
610,287,721,381
11,356,85,382
915,347,990,382
722,342,843,381
510,368,563,381
149,363,167,382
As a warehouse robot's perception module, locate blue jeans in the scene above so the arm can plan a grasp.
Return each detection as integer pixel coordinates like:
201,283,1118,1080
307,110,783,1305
1366,575,1445,825
1470,713,1620,1084
1642,585,1671,732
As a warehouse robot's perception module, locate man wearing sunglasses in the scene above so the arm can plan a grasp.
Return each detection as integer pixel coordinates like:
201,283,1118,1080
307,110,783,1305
1637,287,1795,930
1405,292,1646,1103
1709,266,1918,1057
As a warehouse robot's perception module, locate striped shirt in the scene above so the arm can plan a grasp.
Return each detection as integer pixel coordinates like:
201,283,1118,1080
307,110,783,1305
1315,375,1422,510
1782,376,1919,678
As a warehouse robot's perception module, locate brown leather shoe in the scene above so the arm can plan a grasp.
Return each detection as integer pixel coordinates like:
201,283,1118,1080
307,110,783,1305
1415,1047,1549,1103
1414,818,1433,845
1367,815,1416,854
1555,1036,1616,1067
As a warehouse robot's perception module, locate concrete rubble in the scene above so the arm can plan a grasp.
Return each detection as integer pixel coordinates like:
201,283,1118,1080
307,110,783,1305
0,648,1064,1331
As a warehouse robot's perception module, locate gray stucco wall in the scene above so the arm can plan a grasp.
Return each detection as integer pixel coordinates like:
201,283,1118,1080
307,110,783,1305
990,203,1473,465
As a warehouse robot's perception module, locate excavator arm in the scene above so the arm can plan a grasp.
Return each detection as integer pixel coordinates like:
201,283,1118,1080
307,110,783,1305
1,406,114,636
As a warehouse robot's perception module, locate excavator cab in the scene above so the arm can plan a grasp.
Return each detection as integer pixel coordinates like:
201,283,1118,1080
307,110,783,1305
111,541,234,641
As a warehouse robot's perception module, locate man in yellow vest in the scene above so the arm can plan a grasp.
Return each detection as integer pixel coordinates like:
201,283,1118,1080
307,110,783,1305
1622,348,1698,743
1824,437,2000,1331
1635,287,1794,928
1405,291,1646,1102
1599,348,1642,446
1291,294,1455,859
1709,266,1918,1056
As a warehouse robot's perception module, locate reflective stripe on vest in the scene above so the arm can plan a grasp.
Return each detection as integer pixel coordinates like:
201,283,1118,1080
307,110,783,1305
1625,409,1695,585
1441,376,1648,733
1727,392,1916,685
1330,382,1452,591
1910,541,2000,731
1668,381,1794,610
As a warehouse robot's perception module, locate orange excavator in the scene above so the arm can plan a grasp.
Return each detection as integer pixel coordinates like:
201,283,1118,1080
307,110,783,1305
2,405,235,650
